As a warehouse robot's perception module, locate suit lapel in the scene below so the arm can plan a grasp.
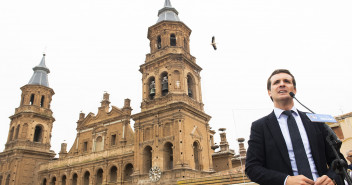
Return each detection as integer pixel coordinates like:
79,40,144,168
266,111,292,171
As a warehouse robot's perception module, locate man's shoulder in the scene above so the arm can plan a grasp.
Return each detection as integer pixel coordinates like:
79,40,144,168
252,111,275,125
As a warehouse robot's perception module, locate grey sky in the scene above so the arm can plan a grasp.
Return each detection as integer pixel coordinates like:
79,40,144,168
1,0,351,155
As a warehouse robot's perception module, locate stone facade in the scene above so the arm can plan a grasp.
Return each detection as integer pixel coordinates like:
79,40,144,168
0,1,248,185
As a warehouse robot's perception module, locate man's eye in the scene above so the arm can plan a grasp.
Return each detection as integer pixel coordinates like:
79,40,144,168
284,79,291,83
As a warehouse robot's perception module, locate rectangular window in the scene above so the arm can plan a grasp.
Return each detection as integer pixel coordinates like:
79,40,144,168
83,141,88,152
111,134,116,146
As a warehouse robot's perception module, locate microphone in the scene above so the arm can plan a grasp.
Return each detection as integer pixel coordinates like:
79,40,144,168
289,92,316,114
290,92,341,144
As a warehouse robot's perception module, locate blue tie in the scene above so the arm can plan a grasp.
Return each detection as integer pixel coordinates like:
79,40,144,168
283,110,313,180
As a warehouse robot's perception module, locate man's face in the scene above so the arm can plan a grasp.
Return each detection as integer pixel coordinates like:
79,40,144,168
347,152,352,163
268,73,296,103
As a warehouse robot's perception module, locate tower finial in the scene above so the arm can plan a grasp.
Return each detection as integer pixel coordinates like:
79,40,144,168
157,0,180,23
28,54,50,87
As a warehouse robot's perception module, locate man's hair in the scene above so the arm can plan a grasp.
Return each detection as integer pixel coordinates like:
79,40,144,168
267,69,296,91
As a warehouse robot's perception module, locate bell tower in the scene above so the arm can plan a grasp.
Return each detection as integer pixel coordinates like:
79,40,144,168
132,1,214,184
0,54,55,185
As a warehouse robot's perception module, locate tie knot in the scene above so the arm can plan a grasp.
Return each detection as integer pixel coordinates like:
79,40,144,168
283,110,293,117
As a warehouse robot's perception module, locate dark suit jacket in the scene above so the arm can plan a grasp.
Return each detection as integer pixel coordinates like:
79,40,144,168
245,110,345,185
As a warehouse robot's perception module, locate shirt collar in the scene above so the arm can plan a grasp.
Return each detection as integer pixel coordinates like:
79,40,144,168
274,106,298,119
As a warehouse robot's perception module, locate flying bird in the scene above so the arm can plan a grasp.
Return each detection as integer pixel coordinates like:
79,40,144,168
211,36,217,50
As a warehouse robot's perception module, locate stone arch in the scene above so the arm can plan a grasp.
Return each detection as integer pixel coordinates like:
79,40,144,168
71,173,78,185
193,141,202,170
163,142,174,170
83,171,90,185
96,168,103,185
187,73,196,99
33,124,44,142
109,165,118,183
124,163,133,181
42,178,47,185
61,174,67,185
160,72,169,96
148,76,156,100
143,146,152,173
50,176,56,185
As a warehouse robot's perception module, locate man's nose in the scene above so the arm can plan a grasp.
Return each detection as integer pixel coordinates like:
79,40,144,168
279,81,286,87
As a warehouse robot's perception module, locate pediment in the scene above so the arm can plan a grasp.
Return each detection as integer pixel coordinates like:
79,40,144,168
78,106,126,128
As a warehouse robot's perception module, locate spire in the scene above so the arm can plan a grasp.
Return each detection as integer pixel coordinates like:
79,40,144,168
157,0,180,23
28,54,50,87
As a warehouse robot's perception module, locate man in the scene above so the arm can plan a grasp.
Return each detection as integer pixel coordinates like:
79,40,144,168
347,150,352,170
245,69,345,185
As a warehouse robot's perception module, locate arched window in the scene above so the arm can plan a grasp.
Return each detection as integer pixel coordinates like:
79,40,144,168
161,72,168,96
9,127,14,141
148,77,156,100
95,136,103,152
187,74,194,98
83,171,90,185
30,94,35,105
164,142,173,170
40,95,45,107
42,178,47,185
15,125,20,140
170,34,176,46
33,125,43,142
96,169,103,185
193,141,201,170
143,146,152,173
51,177,56,185
109,166,118,183
157,35,161,49
5,175,10,185
61,175,66,185
124,164,133,181
71,174,78,185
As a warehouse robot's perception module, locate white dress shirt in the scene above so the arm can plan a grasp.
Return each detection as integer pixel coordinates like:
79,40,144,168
274,107,319,183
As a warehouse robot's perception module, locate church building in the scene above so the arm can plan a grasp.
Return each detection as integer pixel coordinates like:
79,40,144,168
0,1,248,184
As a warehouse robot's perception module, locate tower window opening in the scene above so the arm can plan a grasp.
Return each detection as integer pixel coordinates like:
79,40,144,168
148,77,156,100
170,34,176,46
30,94,35,105
157,35,162,49
111,134,116,146
83,141,88,152
33,125,43,142
51,177,56,185
161,73,168,96
187,75,194,98
40,95,45,107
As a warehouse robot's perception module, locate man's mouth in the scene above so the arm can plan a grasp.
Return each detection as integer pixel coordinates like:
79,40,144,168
278,90,287,94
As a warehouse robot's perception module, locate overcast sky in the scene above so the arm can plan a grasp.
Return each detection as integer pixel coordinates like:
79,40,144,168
1,0,352,156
